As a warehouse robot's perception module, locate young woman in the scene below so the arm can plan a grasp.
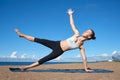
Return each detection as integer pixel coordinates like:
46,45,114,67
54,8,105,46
15,9,96,72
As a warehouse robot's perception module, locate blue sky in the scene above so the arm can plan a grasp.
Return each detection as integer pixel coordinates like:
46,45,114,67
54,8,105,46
0,0,120,60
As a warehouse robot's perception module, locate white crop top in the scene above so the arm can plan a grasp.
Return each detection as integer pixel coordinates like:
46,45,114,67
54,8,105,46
66,35,79,49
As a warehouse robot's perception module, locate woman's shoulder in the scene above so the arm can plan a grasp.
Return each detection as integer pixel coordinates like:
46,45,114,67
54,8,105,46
74,33,81,37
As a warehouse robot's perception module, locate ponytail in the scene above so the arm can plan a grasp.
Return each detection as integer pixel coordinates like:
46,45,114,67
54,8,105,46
90,29,96,40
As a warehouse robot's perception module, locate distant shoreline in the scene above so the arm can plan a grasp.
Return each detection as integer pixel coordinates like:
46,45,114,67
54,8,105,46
0,61,100,66
0,61,115,66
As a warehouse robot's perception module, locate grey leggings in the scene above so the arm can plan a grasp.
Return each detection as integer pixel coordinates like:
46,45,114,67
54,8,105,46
34,38,64,64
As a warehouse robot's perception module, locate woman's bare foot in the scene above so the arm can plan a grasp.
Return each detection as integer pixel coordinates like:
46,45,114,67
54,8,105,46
15,29,23,37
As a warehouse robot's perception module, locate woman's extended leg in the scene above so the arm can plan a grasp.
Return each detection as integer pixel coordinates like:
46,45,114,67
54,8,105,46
20,50,63,70
15,29,64,70
19,41,63,70
15,29,35,42
20,62,39,70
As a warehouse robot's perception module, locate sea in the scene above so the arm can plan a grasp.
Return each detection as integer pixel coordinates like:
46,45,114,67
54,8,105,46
0,62,73,66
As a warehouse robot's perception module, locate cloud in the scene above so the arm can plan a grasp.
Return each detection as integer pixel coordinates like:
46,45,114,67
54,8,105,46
112,51,117,55
54,56,62,61
101,53,108,57
32,55,36,59
21,54,26,59
112,51,120,61
76,54,81,58
10,51,17,58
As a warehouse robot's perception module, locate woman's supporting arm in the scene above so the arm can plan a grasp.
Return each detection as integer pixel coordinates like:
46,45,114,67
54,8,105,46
79,45,94,72
79,45,88,70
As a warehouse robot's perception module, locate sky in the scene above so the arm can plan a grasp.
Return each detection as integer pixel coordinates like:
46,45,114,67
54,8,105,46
0,0,120,61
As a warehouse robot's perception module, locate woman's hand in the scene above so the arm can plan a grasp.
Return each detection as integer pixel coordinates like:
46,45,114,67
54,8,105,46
67,9,74,15
85,68,94,72
85,69,94,72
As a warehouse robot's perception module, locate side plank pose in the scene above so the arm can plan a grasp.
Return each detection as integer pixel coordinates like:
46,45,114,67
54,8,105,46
15,9,96,72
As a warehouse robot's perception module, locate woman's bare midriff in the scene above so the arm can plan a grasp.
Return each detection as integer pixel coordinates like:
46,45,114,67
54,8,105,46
60,40,71,51
60,38,83,51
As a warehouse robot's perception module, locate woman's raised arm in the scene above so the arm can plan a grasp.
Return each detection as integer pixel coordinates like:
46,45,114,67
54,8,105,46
67,9,80,35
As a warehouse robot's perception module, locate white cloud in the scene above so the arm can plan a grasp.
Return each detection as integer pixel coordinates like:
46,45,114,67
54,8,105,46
32,55,36,59
76,54,81,58
54,56,62,61
21,54,26,58
101,53,108,57
112,51,117,55
10,51,17,58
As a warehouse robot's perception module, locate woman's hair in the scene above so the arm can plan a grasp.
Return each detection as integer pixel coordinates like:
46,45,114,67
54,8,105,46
90,29,96,40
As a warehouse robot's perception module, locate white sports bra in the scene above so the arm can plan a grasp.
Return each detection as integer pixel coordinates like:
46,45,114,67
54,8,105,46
66,35,79,49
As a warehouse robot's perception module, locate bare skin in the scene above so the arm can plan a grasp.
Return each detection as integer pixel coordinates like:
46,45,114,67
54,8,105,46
15,9,94,72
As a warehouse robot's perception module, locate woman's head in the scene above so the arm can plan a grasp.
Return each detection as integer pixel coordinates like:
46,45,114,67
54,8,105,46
82,29,96,40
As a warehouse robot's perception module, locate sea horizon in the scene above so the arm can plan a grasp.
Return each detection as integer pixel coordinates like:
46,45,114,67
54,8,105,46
0,61,80,66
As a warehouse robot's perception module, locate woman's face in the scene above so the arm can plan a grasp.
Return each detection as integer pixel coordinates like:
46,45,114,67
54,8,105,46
82,30,93,39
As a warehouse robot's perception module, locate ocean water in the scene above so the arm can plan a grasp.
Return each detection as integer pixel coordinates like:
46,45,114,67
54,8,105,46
0,62,72,66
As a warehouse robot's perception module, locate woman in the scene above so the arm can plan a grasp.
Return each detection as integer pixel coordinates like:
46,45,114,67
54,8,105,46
15,9,96,72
